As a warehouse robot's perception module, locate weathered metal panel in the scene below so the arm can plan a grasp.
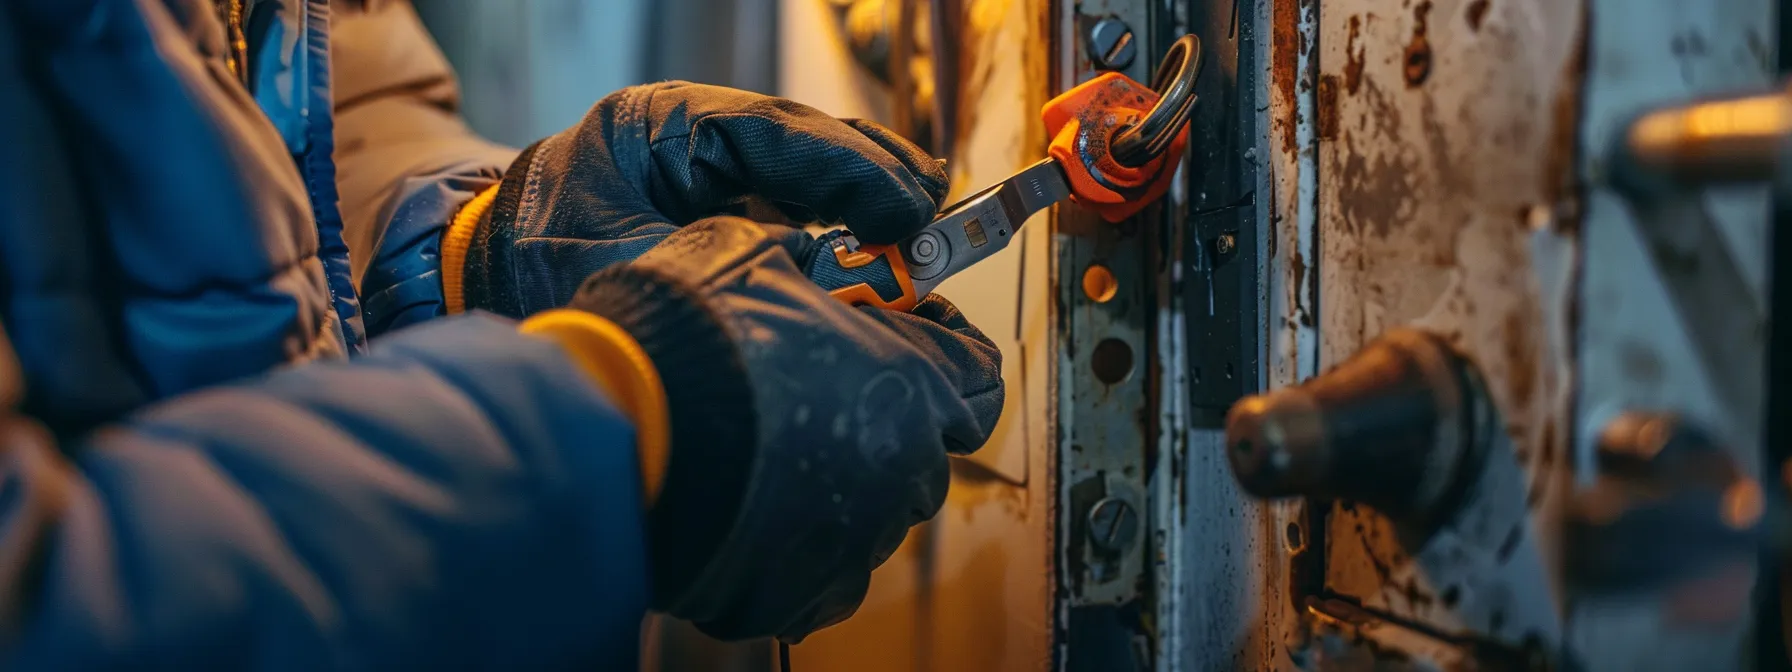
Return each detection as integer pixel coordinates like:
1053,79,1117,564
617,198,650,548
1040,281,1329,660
1160,0,1306,670
1313,0,1583,654
1054,0,1155,620
1178,0,1264,421
1267,0,1321,390
1051,0,1166,668
1567,1,1775,670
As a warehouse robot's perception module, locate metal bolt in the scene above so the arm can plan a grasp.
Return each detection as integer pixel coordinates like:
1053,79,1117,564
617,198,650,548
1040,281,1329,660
1085,17,1136,71
1215,233,1237,255
1087,497,1140,553
909,233,939,264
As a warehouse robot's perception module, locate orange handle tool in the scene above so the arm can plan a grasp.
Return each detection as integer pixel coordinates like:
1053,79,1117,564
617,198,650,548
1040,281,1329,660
810,34,1202,310
808,237,923,312
1043,71,1193,223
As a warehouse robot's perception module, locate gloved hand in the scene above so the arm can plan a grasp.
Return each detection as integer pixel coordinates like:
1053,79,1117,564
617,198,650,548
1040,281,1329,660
568,217,1003,642
456,81,949,318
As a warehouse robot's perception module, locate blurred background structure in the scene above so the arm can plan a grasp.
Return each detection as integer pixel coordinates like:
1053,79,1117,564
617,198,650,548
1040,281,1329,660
416,0,778,145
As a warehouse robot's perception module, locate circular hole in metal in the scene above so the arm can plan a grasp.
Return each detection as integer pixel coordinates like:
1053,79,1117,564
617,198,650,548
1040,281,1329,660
1082,264,1119,303
1091,338,1134,385
1284,521,1303,551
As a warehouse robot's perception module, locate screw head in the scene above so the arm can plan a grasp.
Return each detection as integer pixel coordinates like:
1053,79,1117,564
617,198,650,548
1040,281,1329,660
1087,497,1140,552
1216,233,1237,255
1085,18,1136,71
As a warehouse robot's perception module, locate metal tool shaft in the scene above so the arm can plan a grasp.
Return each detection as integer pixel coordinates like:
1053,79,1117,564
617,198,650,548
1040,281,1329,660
898,158,1071,297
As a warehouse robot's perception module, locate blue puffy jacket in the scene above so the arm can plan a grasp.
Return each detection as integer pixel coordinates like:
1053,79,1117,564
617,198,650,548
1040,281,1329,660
0,0,649,668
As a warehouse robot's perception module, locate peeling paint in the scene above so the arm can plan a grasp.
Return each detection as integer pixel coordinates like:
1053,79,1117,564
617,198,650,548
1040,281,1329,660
1403,2,1434,87
1266,0,1323,393
1315,0,1583,652
1291,251,1314,328
1271,0,1303,154
1466,0,1491,32
1316,75,1341,140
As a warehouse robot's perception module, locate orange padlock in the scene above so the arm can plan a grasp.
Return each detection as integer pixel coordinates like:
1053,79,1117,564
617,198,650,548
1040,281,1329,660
807,35,1203,311
1043,35,1200,223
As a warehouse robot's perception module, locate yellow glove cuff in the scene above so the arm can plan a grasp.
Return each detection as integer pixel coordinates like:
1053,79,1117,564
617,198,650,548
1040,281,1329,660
519,309,672,506
441,183,501,315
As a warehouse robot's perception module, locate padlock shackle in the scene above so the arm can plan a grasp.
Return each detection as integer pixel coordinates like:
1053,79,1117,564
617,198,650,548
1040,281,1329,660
1110,34,1203,167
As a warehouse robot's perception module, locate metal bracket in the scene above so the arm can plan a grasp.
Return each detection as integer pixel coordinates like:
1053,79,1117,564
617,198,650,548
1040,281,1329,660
1179,0,1262,427
1056,0,1268,668
1054,0,1155,665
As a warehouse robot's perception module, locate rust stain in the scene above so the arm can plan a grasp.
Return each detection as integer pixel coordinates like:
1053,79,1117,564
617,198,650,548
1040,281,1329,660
1466,0,1491,32
1316,0,1593,642
1271,0,1302,153
1524,423,1552,505
1059,79,1160,200
1501,312,1537,412
1403,1,1434,87
1305,252,1320,330
1335,80,1418,241
1297,32,1310,87
1542,12,1589,226
1402,577,1436,610
1291,252,1314,327
1316,74,1341,140
1526,422,1557,507
1353,518,1396,588
1417,93,1471,203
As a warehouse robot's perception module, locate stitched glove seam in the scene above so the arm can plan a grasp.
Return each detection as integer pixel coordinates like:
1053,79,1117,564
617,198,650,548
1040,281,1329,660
467,139,545,317
613,84,661,213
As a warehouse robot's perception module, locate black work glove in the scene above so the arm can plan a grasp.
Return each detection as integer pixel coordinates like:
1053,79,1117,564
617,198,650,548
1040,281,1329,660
464,81,950,317
568,217,1004,642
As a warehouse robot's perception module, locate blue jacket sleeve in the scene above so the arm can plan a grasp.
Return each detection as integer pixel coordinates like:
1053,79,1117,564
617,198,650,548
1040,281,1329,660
2,314,649,671
330,0,519,338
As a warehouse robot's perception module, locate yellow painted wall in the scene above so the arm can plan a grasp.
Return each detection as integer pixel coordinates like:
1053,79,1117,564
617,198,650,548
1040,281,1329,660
777,1,1055,670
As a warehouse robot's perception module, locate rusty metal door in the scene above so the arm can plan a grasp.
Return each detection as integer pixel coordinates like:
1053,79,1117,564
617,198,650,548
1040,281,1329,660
1303,0,1581,665
1164,0,1780,670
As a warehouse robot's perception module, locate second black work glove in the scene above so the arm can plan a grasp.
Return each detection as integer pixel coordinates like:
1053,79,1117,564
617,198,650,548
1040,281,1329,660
569,217,1003,642
462,81,950,317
